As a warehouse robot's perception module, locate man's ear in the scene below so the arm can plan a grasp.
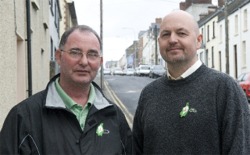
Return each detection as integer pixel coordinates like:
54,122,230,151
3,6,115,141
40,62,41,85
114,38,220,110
55,49,62,66
196,34,203,49
100,56,103,65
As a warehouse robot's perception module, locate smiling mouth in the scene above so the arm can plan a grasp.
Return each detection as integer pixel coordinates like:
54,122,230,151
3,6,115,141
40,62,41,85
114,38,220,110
168,48,181,52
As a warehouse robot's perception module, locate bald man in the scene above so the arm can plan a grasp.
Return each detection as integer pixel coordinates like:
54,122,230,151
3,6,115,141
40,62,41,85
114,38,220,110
132,10,250,154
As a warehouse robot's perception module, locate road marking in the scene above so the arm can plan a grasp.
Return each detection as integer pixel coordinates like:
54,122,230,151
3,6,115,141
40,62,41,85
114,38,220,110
104,80,133,129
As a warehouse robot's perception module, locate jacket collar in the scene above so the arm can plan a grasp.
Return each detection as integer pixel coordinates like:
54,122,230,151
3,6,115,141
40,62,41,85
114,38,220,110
45,74,112,110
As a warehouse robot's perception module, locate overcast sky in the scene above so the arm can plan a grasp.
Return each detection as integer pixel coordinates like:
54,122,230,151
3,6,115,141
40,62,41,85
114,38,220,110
74,0,217,64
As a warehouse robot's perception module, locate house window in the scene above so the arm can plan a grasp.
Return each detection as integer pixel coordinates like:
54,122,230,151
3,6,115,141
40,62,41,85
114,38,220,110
50,0,54,15
212,21,215,39
50,38,54,61
243,9,248,31
201,27,205,44
207,25,210,42
200,52,204,63
242,41,246,67
219,25,222,43
235,15,238,35
211,46,214,68
219,51,222,71
54,0,60,34
205,49,208,66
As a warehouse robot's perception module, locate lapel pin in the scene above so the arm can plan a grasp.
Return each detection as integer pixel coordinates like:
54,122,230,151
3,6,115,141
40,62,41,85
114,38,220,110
180,102,189,118
96,123,104,136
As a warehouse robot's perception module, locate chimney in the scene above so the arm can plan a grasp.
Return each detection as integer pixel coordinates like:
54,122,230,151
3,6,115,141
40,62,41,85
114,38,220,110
208,6,218,13
155,18,162,24
218,0,225,7
194,0,211,3
180,2,186,10
199,13,208,20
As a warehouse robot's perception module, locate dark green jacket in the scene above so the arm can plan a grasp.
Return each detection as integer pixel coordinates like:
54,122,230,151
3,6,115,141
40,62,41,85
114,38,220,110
0,74,132,155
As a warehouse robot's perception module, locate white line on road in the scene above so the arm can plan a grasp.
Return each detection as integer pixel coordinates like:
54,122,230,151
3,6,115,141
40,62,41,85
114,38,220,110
104,80,133,129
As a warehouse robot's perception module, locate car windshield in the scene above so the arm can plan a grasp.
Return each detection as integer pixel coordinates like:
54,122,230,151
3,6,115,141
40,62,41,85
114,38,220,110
141,67,150,70
154,65,164,69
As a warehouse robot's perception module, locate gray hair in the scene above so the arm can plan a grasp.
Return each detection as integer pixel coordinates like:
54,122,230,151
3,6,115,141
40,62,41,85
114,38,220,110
59,25,102,50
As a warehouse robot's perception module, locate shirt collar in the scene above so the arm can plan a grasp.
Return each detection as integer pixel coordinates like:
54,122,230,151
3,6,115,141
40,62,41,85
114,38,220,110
45,78,112,110
167,60,202,80
54,78,95,109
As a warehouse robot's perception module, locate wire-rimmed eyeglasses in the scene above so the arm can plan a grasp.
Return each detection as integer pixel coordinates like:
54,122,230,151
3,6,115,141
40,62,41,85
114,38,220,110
61,49,101,61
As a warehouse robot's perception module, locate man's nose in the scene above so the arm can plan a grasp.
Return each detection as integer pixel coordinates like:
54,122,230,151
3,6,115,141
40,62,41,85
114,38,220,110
169,33,178,43
79,53,88,65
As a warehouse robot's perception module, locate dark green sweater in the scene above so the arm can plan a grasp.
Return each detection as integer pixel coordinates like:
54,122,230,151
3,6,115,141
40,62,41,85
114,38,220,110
133,64,250,154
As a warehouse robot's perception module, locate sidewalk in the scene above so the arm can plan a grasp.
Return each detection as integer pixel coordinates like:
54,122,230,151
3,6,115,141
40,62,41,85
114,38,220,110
94,75,111,100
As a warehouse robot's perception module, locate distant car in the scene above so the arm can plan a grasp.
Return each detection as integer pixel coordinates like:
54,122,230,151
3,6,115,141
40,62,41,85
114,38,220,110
125,68,135,76
103,68,111,75
113,68,124,75
237,72,250,101
149,65,166,78
137,65,151,76
134,67,140,76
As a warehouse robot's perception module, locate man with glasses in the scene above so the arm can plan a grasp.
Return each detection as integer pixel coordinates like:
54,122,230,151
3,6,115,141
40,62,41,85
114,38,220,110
0,25,132,155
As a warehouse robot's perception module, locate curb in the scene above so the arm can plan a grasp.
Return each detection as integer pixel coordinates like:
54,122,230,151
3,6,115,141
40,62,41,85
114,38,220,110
103,80,133,129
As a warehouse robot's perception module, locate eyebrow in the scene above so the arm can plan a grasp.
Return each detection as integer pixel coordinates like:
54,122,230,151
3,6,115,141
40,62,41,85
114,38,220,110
69,47,82,51
161,27,188,32
88,49,99,53
69,47,99,54
176,28,189,32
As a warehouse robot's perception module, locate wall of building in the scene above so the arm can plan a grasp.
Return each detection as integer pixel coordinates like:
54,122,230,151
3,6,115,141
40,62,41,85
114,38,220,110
227,3,250,78
0,1,18,129
200,1,250,79
0,0,51,129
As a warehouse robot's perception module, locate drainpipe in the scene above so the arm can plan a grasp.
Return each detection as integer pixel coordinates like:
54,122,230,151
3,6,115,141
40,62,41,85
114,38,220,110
26,0,32,96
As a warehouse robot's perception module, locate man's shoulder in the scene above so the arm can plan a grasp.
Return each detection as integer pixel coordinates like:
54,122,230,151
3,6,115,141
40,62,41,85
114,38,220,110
205,67,235,81
13,90,46,112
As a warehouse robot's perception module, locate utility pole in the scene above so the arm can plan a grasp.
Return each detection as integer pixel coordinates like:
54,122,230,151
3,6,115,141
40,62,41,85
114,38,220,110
100,0,103,89
154,25,158,65
134,41,137,68
225,0,229,74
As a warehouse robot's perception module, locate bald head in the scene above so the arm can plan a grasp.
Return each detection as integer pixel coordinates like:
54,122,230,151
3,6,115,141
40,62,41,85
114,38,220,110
160,10,200,35
158,10,203,72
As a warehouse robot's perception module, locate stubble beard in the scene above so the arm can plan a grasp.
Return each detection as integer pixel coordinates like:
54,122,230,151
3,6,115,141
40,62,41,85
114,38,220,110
165,54,186,66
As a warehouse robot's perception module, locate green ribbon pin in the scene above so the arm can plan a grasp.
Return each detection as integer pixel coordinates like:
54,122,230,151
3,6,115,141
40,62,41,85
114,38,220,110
96,123,104,136
180,102,189,118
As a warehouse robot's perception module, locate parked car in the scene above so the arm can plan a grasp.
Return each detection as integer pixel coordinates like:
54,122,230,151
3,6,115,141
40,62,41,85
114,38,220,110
124,68,135,76
134,67,140,76
137,65,151,76
237,72,250,101
103,68,111,75
113,68,124,75
149,65,166,78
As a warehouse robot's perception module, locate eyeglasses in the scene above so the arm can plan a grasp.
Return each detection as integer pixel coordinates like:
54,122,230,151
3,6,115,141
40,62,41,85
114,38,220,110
61,49,101,61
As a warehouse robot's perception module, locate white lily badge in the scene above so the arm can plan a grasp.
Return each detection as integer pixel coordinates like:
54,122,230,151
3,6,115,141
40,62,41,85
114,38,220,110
180,102,189,118
96,123,104,136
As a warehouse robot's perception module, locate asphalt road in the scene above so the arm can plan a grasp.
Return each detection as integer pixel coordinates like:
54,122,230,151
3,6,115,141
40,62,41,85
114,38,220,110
104,75,155,117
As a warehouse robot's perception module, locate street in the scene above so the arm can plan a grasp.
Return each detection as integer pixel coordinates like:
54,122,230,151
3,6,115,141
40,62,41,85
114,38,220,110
105,75,154,115
103,75,155,127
